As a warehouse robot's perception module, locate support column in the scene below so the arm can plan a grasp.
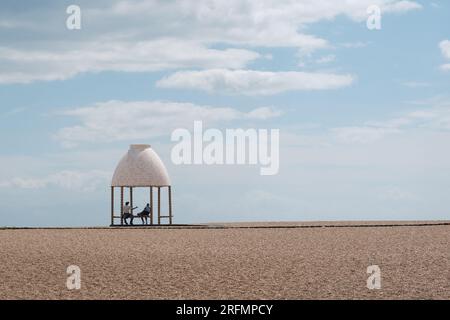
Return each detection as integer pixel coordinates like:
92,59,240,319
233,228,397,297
168,186,172,225
120,186,124,225
130,187,134,215
158,187,161,225
150,186,153,225
111,186,114,226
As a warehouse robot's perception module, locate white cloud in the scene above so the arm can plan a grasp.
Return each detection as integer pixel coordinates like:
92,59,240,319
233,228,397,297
0,0,421,84
315,54,336,64
379,186,415,201
331,101,450,144
439,40,450,72
332,126,401,144
245,107,283,120
55,100,282,146
1,107,27,117
383,0,422,13
335,105,444,145
440,64,450,72
340,42,370,48
0,170,110,192
0,40,259,84
156,69,355,95
439,40,450,59
401,81,431,88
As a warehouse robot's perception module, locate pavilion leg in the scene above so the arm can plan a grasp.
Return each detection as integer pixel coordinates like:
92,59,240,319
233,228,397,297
130,187,134,226
111,186,114,226
150,186,153,225
130,187,133,216
158,187,161,225
168,186,172,225
120,186,124,225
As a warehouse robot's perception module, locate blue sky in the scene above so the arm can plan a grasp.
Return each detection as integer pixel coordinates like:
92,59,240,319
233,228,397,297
0,0,449,226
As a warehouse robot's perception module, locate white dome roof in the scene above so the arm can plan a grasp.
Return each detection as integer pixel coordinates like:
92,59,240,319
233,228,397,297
111,144,171,187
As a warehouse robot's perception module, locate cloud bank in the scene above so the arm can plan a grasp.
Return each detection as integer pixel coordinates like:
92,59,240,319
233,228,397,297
0,170,110,192
55,100,282,146
440,40,450,71
0,0,421,84
157,69,355,95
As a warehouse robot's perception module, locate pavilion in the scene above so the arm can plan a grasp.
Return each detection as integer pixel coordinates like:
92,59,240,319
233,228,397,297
110,144,172,226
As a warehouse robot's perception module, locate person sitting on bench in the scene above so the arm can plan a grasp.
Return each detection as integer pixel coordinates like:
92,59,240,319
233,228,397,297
122,202,138,225
137,203,151,225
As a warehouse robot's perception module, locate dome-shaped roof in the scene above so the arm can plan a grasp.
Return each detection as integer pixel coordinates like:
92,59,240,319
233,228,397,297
111,144,171,187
